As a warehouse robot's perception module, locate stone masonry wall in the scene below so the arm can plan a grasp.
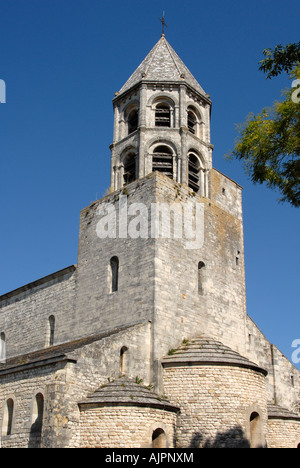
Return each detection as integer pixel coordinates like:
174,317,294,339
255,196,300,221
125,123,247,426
163,364,268,448
77,406,177,448
0,360,71,448
246,315,300,414
151,170,248,389
74,176,157,340
267,419,300,448
0,267,76,359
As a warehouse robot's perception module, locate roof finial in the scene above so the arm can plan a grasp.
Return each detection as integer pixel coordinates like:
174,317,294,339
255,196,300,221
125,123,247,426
159,11,167,36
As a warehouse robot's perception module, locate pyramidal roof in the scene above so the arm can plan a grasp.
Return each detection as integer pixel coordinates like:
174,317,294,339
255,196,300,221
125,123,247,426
118,35,206,96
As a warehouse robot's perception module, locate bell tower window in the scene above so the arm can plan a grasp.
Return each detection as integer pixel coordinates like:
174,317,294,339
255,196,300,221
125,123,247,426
152,145,173,179
155,103,171,127
187,105,202,139
188,152,201,193
128,109,138,134
187,110,197,134
123,152,137,185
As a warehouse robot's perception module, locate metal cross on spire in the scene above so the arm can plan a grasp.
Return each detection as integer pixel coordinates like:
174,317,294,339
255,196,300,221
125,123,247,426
159,12,167,36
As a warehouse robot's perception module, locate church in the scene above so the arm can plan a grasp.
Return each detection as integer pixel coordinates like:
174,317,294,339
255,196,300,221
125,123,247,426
0,32,299,448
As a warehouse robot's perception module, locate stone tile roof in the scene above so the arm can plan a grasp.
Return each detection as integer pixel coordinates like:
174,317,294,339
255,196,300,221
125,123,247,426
268,404,300,421
162,335,268,376
79,376,179,413
0,322,144,375
117,35,207,97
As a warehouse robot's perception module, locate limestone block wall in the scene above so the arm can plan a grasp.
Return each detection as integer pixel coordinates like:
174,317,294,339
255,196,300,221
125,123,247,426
246,316,300,414
77,406,177,448
0,266,76,359
163,364,268,448
267,419,300,448
74,176,158,339
0,359,72,448
151,170,248,384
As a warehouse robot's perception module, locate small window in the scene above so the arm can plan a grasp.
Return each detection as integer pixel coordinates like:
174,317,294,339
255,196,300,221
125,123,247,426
152,428,167,448
155,103,170,127
128,109,138,134
47,316,55,347
109,256,119,293
2,398,14,436
0,332,6,362
152,145,173,179
198,261,205,296
120,346,128,374
291,375,295,387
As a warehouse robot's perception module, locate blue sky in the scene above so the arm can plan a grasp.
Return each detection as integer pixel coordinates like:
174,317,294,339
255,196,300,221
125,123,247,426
0,0,299,369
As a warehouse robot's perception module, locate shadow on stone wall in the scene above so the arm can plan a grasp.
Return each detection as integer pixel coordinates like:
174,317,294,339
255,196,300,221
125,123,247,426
28,420,42,448
189,426,251,448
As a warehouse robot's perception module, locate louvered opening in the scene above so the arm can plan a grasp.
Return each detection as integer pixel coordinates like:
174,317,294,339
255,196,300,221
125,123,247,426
123,153,136,185
128,109,138,134
152,146,173,179
188,153,200,192
155,104,170,127
187,111,196,134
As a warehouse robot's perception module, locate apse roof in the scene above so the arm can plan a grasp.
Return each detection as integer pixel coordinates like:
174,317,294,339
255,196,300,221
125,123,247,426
79,376,179,413
162,335,268,376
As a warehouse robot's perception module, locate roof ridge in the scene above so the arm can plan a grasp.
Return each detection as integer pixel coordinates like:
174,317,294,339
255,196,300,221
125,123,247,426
162,36,183,76
143,36,163,76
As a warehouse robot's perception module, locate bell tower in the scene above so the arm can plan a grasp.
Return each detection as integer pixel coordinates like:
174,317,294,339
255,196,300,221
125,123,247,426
110,34,213,197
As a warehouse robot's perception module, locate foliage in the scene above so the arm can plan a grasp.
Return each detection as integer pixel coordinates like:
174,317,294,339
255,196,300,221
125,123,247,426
259,42,300,79
228,43,300,207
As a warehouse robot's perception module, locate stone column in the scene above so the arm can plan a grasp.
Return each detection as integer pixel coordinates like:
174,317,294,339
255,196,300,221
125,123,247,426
138,84,147,178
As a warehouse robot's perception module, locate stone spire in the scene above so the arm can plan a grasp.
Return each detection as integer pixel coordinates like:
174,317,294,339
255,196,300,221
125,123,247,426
117,35,207,97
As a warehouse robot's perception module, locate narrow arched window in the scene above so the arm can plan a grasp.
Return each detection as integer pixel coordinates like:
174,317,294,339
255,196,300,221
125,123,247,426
120,346,128,374
198,261,205,296
128,109,138,134
2,398,14,436
250,412,263,448
188,152,201,193
123,152,136,185
31,393,44,435
187,110,197,134
47,316,55,347
155,103,170,127
187,105,202,138
152,145,173,179
0,332,6,362
109,256,119,293
152,428,167,448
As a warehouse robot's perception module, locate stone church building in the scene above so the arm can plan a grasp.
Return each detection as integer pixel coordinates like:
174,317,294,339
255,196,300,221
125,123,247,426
0,34,299,449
